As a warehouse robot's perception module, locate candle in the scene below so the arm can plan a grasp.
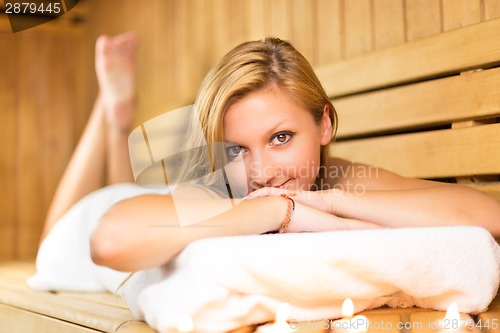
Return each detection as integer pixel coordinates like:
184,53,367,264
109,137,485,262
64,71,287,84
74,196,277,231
176,314,194,333
436,302,473,332
331,299,369,333
256,303,293,333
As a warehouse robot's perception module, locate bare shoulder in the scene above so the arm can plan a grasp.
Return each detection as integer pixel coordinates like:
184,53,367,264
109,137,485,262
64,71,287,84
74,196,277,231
327,157,443,191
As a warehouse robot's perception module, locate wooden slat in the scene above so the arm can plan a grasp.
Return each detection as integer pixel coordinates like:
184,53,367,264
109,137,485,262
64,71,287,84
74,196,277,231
405,0,442,41
476,312,500,332
269,0,292,41
0,32,17,261
172,0,194,105
0,13,11,32
0,303,99,333
316,17,500,97
409,311,480,333
245,0,267,41
0,278,135,332
316,0,342,65
331,123,500,179
442,0,482,31
372,0,405,50
466,183,500,201
17,34,46,259
291,0,315,64
485,0,500,20
343,0,372,57
334,66,500,138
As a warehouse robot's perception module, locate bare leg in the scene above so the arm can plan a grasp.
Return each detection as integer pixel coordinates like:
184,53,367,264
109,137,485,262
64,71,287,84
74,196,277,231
41,33,139,242
96,32,138,184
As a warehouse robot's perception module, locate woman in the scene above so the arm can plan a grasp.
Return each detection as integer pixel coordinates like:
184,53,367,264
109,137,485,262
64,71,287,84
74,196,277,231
42,33,500,274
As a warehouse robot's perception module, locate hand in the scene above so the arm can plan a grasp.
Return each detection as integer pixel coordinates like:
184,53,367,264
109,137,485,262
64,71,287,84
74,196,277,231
245,187,338,215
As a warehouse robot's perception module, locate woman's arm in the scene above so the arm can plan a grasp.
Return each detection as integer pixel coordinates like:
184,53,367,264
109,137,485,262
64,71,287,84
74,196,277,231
91,193,285,271
90,189,379,272
330,158,500,235
331,184,500,236
248,158,500,237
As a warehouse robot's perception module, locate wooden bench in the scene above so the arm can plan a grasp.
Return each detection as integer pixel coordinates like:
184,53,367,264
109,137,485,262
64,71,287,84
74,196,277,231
1,17,500,333
316,17,500,200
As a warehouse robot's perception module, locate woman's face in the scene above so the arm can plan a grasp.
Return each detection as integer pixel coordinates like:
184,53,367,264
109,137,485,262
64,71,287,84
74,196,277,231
223,87,332,195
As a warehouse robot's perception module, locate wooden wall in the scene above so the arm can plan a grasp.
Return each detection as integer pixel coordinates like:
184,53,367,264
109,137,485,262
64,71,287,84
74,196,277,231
1,0,500,260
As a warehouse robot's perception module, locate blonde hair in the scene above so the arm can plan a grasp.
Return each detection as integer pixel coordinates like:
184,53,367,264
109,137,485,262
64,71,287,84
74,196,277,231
176,38,338,193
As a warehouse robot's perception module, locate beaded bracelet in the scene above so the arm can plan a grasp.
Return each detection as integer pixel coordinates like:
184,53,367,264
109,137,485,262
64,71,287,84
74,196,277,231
278,193,296,234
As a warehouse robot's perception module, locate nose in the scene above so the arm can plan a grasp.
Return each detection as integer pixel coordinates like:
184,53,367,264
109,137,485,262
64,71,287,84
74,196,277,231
248,151,275,189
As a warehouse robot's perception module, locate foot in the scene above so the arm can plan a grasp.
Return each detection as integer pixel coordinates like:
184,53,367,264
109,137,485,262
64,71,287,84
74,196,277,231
95,32,138,131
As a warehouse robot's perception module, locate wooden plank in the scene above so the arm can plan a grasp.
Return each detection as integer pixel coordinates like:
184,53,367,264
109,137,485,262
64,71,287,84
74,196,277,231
442,0,482,31
172,0,195,105
476,311,500,332
115,321,156,333
246,0,267,41
139,0,176,123
316,0,342,65
290,0,315,64
330,123,500,179
409,311,479,333
44,35,81,230
405,0,442,41
228,0,247,49
372,0,405,50
0,13,12,32
466,182,500,201
0,261,154,332
315,18,500,97
334,66,500,138
212,0,232,62
0,32,17,261
484,0,500,20
0,303,99,333
269,0,292,41
16,34,46,259
343,0,372,57
0,280,135,332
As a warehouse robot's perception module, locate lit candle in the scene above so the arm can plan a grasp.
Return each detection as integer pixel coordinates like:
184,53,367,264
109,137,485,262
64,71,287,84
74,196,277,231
176,314,194,333
331,299,369,333
256,303,293,333
436,302,473,332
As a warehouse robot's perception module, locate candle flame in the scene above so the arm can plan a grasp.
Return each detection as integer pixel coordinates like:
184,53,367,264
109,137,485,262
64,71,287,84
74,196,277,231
176,315,194,333
445,302,460,322
341,298,354,318
276,303,291,322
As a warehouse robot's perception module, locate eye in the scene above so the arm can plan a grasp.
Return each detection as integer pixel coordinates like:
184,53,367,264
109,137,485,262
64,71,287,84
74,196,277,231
226,145,245,158
270,131,295,146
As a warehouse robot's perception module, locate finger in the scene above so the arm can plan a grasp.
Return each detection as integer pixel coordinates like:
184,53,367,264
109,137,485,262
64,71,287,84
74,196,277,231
245,187,286,199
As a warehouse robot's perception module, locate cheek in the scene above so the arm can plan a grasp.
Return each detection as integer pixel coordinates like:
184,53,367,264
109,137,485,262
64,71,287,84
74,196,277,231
224,159,249,196
277,140,322,179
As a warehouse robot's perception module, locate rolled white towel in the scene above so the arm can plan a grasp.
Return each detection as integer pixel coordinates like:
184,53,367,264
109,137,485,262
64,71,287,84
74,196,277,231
121,226,500,333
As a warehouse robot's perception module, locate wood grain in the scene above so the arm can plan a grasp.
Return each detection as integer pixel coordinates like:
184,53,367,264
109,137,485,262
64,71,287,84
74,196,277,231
343,0,372,57
334,67,500,138
0,32,17,260
331,123,500,179
405,0,442,41
316,17,500,97
372,0,405,50
442,0,481,31
316,0,342,65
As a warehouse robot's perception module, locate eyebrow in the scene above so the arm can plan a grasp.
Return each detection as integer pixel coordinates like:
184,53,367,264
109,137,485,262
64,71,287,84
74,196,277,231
265,119,289,136
225,119,291,145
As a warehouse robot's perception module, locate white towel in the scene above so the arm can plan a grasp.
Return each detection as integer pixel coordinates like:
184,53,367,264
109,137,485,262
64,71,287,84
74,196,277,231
28,183,168,292
121,226,500,333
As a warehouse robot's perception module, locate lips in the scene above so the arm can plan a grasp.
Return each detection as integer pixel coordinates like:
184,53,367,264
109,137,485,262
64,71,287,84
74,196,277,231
277,179,291,189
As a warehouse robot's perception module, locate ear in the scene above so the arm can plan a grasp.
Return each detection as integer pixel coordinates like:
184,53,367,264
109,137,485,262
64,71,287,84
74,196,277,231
320,104,333,146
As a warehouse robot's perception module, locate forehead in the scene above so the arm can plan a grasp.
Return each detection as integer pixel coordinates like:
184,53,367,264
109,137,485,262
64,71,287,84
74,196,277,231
223,88,312,141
